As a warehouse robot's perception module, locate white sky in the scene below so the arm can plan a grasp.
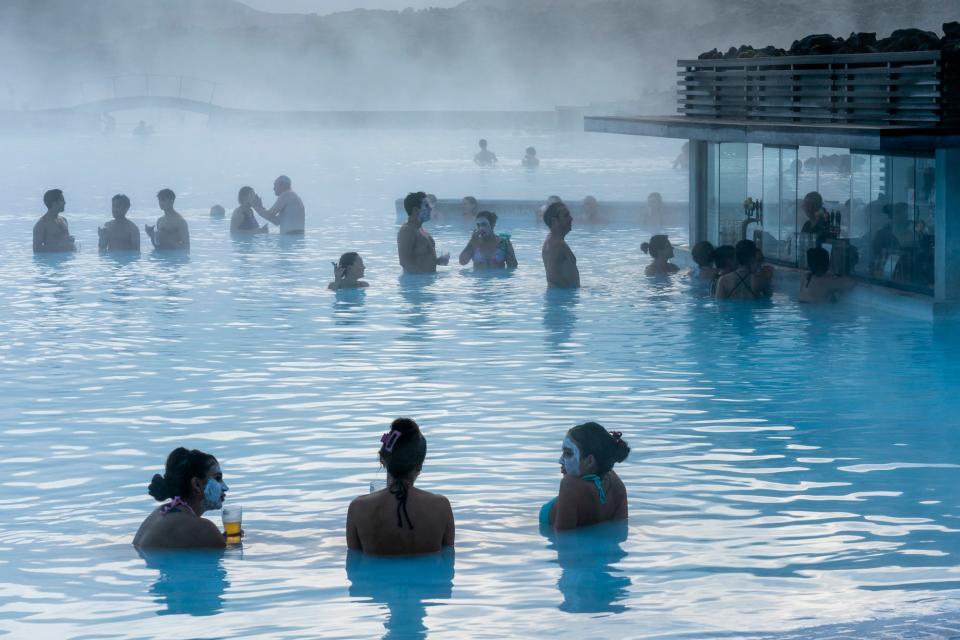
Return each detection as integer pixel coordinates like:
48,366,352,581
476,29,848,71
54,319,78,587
237,0,463,14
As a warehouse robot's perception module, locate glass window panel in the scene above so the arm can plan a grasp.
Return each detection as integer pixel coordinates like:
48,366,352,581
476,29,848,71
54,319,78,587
707,142,719,245
816,147,852,238
718,143,747,246
915,157,936,289
779,147,798,264
762,146,781,260
848,153,872,278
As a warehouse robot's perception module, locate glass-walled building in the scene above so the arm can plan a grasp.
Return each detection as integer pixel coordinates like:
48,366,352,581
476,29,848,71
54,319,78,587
706,143,935,293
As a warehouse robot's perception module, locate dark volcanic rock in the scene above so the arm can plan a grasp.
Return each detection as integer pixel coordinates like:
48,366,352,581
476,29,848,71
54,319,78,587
943,21,960,40
790,33,843,55
877,28,942,52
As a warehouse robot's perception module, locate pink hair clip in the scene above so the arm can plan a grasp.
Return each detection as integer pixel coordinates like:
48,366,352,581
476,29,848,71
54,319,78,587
380,430,401,453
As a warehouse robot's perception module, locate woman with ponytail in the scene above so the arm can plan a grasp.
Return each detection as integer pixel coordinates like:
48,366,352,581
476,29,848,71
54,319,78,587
541,422,630,531
133,447,232,549
346,418,454,555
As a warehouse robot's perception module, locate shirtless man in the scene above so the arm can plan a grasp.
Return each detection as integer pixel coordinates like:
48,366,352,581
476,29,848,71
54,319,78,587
252,175,305,235
474,138,497,166
541,201,580,288
98,194,140,252
145,188,190,251
33,189,76,253
397,191,450,274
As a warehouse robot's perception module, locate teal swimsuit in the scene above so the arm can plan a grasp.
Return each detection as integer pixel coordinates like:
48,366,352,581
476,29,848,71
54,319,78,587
539,474,607,526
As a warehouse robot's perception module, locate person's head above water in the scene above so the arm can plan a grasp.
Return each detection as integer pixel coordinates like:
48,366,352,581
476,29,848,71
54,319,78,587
802,191,823,220
274,175,292,196
238,186,254,205
478,139,488,149
112,194,131,220
338,251,365,280
147,447,227,513
526,146,537,157
43,188,65,213
641,234,673,260
475,210,498,235
543,201,572,232
380,418,427,529
157,188,176,211
735,239,760,267
807,247,830,278
209,205,225,218
714,244,736,272
404,191,429,220
462,196,478,217
691,240,715,267
560,422,630,478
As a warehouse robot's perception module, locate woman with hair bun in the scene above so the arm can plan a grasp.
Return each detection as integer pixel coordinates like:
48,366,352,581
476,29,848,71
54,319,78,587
642,234,679,276
541,422,630,531
133,447,232,549
346,418,454,555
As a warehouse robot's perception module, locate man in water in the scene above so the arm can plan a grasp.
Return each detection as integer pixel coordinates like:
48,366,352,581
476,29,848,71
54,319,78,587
252,175,305,234
33,189,76,253
98,194,140,252
542,201,580,288
474,138,497,166
397,191,449,274
145,189,190,251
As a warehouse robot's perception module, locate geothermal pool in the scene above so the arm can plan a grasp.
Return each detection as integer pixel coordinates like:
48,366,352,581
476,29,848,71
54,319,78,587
0,129,958,639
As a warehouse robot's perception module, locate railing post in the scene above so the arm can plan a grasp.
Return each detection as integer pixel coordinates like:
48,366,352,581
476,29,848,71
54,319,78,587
178,76,183,98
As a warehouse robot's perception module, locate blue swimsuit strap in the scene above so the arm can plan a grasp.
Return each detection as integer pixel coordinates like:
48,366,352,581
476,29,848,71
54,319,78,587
582,474,607,505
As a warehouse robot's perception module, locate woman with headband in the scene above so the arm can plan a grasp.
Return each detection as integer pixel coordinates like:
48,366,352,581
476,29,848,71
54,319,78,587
346,418,454,555
541,422,630,531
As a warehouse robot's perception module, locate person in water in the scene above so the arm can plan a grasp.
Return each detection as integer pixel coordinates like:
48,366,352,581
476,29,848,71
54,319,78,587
346,418,454,555
145,189,190,251
541,421,630,531
646,192,665,228
133,447,232,549
689,240,716,282
710,244,737,296
329,252,369,290
98,194,140,252
474,138,497,166
209,205,226,219
799,247,854,303
230,186,268,235
542,201,580,288
715,239,774,300
252,175,305,235
461,196,479,221
800,191,830,243
522,146,539,168
458,210,518,269
33,189,76,253
397,191,449,274
581,196,607,225
535,195,562,225
642,234,679,276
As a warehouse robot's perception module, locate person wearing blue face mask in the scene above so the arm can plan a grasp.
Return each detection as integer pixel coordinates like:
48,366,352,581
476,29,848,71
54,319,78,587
540,422,630,531
397,191,450,274
133,447,234,549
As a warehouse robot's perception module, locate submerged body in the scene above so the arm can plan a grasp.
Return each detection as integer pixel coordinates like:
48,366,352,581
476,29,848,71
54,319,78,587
542,470,628,530
346,481,454,555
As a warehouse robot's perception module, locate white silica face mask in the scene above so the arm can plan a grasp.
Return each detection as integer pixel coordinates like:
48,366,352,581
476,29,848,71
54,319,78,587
559,436,581,477
202,478,227,511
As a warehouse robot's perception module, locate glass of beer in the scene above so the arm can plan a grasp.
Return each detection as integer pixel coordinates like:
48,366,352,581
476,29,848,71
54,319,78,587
222,505,242,543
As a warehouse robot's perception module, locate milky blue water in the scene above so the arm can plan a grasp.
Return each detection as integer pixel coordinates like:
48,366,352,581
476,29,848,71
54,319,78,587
0,129,958,639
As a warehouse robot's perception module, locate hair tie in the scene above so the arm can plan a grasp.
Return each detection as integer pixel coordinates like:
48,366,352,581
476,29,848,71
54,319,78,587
380,430,401,453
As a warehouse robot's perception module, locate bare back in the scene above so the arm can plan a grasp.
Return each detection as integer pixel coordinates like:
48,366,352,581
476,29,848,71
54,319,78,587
133,507,225,550
347,486,454,555
551,471,627,530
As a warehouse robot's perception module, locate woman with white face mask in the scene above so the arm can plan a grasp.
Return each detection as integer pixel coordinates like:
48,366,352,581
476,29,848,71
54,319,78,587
541,422,630,531
133,447,233,549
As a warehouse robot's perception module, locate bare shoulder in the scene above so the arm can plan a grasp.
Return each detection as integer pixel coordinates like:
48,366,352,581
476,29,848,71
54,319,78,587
411,487,451,508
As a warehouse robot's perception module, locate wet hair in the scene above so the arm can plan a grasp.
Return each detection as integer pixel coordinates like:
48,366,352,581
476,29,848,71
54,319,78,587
547,195,562,204
275,175,292,189
463,196,478,207
802,191,823,217
526,146,536,155
157,188,176,202
647,192,663,207
147,447,217,502
806,247,830,285
735,239,759,267
568,422,630,476
641,234,671,258
691,240,715,267
714,245,736,271
238,186,254,203
543,201,569,228
338,251,360,269
43,189,63,208
404,191,427,216
479,138,487,148
476,210,497,227
380,418,427,529
112,194,131,210
209,205,225,217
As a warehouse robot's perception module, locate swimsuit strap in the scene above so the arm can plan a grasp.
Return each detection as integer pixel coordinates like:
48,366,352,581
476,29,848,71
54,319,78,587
582,474,607,505
389,480,414,530
732,271,758,298
160,496,197,517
